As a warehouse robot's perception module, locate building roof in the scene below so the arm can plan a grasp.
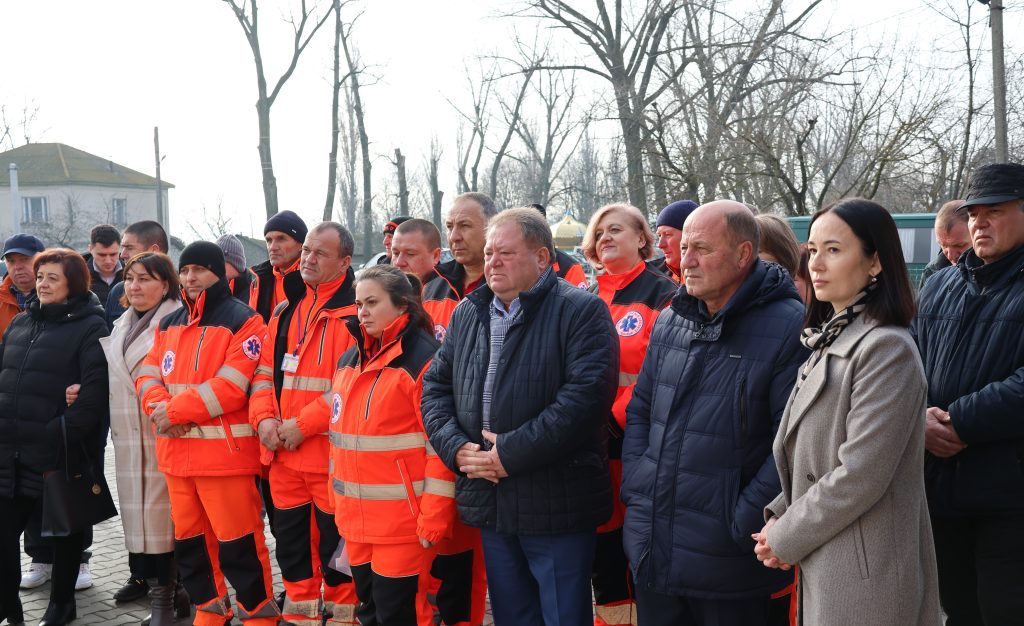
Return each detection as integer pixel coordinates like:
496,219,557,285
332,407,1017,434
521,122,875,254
0,142,174,189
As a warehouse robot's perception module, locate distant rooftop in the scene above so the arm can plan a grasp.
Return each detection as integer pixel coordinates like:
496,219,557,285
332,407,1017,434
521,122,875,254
0,142,174,189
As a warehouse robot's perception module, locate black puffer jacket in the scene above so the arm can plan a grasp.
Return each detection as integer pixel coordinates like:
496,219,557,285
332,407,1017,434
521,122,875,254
913,245,1024,516
0,292,109,498
621,260,806,598
421,268,619,534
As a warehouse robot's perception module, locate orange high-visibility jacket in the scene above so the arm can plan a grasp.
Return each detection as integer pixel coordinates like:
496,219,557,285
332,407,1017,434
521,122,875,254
248,258,301,322
322,313,455,546
421,260,468,343
135,280,268,478
553,249,589,289
594,260,677,431
249,269,357,473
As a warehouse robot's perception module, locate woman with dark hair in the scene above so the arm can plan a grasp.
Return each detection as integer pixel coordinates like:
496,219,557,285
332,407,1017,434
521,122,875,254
325,265,455,626
793,245,811,305
582,203,676,625
753,199,940,625
0,248,109,626
755,214,801,278
99,252,184,626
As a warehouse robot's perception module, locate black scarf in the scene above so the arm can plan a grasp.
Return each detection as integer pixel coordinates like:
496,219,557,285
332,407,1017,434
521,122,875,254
797,280,877,383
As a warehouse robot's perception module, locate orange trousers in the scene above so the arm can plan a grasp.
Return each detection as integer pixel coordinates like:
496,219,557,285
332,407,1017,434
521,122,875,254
348,540,437,626
429,521,487,626
165,474,278,626
270,463,358,625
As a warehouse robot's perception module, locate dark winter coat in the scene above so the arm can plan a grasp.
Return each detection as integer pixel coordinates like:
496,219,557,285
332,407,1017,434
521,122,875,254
621,260,807,598
82,251,123,314
0,292,109,498
912,245,1024,516
421,268,619,535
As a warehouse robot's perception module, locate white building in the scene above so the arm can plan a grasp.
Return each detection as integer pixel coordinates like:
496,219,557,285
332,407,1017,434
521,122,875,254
0,143,172,249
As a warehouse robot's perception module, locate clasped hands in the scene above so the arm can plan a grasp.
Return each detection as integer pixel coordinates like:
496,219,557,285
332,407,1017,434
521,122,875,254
752,517,792,571
456,430,508,484
924,407,965,458
257,417,305,451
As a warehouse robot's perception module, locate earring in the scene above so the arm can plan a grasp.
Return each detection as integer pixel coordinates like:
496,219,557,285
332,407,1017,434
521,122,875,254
870,274,878,283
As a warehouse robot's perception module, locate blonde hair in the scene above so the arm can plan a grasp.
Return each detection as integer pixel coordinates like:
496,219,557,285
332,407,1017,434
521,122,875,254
582,203,655,270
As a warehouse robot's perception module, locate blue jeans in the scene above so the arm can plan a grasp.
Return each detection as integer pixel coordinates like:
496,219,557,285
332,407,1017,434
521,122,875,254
480,528,595,626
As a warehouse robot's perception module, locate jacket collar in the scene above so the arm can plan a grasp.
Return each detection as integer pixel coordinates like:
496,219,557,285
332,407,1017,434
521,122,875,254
596,259,646,294
28,291,104,323
467,266,558,324
182,279,231,324
958,244,1024,287
285,267,355,313
348,313,411,369
670,260,799,329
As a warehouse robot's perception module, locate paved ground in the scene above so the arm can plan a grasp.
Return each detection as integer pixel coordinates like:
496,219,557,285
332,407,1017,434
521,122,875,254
18,445,495,625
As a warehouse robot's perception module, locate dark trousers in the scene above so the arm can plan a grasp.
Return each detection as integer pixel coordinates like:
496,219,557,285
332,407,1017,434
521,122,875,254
932,513,1024,626
634,588,770,626
23,508,92,565
480,528,595,626
1,494,84,607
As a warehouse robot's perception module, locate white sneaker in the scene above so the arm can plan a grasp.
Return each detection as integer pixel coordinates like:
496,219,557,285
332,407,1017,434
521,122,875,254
20,562,51,589
74,563,93,590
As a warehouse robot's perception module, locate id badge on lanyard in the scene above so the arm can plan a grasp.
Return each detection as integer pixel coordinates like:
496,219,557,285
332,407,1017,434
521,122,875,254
281,353,299,373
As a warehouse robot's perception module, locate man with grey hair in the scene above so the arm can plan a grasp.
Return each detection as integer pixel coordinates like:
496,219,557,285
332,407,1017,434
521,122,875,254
423,207,619,626
249,221,359,626
622,200,806,625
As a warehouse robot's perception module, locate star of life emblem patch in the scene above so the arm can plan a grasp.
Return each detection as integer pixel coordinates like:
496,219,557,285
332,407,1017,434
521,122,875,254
242,335,262,360
434,324,447,343
161,350,175,376
616,310,644,337
331,393,342,424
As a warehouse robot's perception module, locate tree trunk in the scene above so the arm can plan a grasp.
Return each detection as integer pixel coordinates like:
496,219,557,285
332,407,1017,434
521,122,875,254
340,28,372,260
611,77,648,216
429,140,444,231
323,0,342,222
394,148,409,214
256,100,279,219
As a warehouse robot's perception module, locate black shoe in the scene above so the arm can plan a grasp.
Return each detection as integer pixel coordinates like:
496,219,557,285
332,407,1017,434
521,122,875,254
1,597,24,625
173,584,190,619
37,600,75,626
113,578,150,603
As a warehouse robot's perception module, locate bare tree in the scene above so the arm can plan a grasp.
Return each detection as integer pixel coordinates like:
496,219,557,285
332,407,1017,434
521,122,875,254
187,201,234,241
451,62,496,192
0,102,41,150
489,66,536,202
337,83,360,232
391,148,410,214
223,0,333,219
336,6,374,259
526,0,688,215
323,0,344,221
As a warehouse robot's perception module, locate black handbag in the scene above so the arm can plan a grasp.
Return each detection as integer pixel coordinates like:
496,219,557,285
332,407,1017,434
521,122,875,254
40,415,117,537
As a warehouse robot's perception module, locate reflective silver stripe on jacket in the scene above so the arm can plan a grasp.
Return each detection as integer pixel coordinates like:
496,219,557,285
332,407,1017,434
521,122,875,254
197,382,224,417
618,371,639,387
156,423,255,439
254,365,273,378
283,375,332,393
250,380,274,393
137,365,162,379
328,431,425,452
216,365,251,393
423,477,456,498
331,478,423,500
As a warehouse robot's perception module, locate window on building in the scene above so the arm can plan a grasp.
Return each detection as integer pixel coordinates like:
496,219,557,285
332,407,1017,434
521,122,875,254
112,198,127,225
21,196,48,224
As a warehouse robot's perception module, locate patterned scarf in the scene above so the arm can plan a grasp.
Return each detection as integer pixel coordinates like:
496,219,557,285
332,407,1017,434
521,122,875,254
797,280,877,382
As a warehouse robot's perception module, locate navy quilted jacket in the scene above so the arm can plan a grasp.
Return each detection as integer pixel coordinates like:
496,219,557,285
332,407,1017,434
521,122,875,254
913,245,1024,516
621,261,807,598
421,269,619,534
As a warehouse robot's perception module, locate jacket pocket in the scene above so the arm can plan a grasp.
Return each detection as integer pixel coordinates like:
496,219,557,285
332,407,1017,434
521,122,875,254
852,518,869,579
395,457,421,520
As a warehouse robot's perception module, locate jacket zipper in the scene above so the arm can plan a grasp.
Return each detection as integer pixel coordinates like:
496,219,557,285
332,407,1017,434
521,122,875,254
363,370,384,420
193,327,208,371
13,320,46,460
739,379,748,442
316,320,328,364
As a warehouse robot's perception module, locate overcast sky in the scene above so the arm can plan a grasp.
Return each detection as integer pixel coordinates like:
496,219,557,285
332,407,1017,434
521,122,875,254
2,0,1020,240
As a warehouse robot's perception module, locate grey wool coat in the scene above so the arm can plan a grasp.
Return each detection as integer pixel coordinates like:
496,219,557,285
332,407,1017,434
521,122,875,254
765,315,941,626
100,299,181,554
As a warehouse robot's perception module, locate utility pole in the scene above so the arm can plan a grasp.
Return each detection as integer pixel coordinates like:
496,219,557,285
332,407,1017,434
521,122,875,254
154,126,165,231
984,0,1009,161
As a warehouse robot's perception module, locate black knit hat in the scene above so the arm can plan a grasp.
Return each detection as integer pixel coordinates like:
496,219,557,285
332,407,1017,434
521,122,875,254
179,241,226,279
384,216,412,235
960,163,1024,210
656,200,699,230
264,210,308,244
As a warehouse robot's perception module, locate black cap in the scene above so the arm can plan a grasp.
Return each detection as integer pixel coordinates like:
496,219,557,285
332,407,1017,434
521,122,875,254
960,163,1024,210
2,233,45,259
179,241,226,279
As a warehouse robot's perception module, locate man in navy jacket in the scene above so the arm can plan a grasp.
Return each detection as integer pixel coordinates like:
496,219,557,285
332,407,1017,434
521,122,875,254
622,200,806,626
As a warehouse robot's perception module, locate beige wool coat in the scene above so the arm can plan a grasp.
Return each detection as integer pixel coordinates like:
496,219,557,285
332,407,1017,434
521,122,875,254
765,315,941,626
100,299,181,554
